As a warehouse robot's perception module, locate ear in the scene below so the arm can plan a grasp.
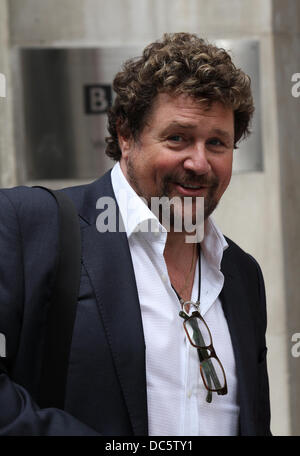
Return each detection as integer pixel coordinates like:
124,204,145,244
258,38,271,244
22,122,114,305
116,118,134,160
117,132,133,159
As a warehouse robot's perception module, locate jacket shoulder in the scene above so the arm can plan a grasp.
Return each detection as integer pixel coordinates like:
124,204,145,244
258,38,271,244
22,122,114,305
0,186,59,221
223,235,267,322
224,236,263,274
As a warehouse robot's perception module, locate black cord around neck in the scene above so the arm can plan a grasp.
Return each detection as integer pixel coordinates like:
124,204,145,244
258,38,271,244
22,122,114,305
171,243,201,305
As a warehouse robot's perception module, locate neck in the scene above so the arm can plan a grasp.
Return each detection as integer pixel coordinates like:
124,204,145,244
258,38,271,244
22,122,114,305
164,231,198,303
165,229,188,253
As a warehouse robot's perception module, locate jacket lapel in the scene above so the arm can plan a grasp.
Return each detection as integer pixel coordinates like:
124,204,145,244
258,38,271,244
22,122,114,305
77,171,148,435
220,246,258,435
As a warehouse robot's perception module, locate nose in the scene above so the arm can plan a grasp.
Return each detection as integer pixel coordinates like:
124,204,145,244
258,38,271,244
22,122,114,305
183,143,211,175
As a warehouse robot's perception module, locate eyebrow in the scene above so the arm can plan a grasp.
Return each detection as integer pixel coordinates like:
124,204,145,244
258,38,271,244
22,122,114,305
160,122,234,144
160,121,196,134
210,128,234,144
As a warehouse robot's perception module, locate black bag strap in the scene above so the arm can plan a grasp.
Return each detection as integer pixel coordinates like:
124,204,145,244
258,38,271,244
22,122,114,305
34,187,81,409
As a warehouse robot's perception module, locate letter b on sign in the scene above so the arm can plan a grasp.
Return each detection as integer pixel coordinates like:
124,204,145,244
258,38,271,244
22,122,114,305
84,84,112,114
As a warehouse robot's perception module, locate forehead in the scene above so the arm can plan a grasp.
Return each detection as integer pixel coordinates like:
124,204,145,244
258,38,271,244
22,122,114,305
145,92,234,134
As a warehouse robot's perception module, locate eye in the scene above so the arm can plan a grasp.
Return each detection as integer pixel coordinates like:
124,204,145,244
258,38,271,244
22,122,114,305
168,135,184,142
208,138,223,146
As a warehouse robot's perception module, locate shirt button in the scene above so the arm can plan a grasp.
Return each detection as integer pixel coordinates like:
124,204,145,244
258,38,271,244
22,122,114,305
187,391,192,398
161,274,167,283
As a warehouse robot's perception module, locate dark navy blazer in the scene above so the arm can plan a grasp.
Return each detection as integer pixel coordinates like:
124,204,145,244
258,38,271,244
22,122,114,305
0,170,271,435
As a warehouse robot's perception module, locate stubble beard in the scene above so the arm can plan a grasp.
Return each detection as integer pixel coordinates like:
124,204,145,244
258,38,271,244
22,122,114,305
161,177,220,227
126,156,220,229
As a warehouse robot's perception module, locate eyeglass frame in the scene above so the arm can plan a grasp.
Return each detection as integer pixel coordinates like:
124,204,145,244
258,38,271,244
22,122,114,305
180,310,228,395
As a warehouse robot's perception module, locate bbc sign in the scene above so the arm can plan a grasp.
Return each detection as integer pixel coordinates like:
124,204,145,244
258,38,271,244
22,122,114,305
84,84,112,114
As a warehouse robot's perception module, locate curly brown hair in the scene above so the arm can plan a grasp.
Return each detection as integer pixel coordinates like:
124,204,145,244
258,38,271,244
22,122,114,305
105,32,254,161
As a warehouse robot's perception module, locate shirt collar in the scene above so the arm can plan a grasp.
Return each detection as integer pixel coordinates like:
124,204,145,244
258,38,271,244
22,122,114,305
201,216,228,270
111,162,167,239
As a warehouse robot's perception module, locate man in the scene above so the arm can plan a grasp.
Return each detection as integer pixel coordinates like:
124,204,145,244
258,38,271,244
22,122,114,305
0,33,271,435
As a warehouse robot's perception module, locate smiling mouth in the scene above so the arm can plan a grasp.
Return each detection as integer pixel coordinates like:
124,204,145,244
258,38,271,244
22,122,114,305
178,183,205,190
173,182,210,196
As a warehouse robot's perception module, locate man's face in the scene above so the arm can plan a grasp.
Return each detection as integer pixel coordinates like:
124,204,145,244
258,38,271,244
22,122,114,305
119,93,234,225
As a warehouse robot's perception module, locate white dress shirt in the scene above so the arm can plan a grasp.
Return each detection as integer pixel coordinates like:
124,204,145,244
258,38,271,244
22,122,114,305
111,162,239,436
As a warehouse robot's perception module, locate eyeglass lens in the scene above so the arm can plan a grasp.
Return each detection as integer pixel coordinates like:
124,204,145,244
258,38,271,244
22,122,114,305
185,316,226,391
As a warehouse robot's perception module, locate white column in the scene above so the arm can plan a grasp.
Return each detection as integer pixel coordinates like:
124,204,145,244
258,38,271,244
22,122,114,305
0,0,17,187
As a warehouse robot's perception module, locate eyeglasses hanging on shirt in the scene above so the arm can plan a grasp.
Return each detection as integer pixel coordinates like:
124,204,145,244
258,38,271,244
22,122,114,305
172,243,228,403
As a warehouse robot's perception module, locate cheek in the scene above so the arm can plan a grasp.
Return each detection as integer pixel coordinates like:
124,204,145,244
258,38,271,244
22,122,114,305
214,157,233,191
155,154,183,176
223,164,233,185
148,156,177,180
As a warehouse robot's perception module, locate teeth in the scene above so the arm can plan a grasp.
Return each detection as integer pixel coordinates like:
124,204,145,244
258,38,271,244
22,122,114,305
182,184,201,189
